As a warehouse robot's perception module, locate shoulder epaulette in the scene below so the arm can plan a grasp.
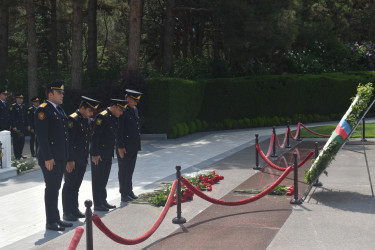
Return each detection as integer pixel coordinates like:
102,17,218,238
40,102,47,108
11,103,16,106
28,106,33,110
70,113,78,118
100,110,108,116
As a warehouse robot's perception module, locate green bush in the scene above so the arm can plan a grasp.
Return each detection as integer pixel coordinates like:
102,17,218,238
188,121,197,133
195,119,203,131
224,119,233,129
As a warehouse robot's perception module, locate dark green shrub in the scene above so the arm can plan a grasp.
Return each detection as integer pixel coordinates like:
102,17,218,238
224,119,233,130
202,121,209,131
232,120,239,128
243,118,251,127
188,121,197,133
195,119,203,131
167,125,178,139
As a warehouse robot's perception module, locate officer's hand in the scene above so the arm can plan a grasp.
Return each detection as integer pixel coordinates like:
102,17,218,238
66,161,75,173
118,148,126,158
45,159,55,171
92,155,102,166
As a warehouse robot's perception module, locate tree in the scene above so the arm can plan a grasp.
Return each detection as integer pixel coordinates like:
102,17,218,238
162,0,175,74
27,0,38,101
87,0,97,77
127,0,144,74
50,0,58,74
71,0,84,90
0,0,10,86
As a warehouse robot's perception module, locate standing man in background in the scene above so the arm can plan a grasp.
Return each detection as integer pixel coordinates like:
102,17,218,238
91,99,126,211
62,96,100,221
117,89,142,202
35,81,72,231
0,89,10,132
27,96,40,157
10,93,28,160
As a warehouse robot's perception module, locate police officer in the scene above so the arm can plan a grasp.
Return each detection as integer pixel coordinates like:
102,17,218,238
0,89,10,131
27,97,40,157
35,81,72,231
91,99,126,211
10,93,28,160
117,89,142,202
62,96,100,221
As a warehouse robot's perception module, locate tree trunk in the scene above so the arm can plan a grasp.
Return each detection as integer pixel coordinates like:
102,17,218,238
0,1,9,86
162,0,175,74
87,0,97,77
71,2,83,90
127,0,144,74
27,0,38,101
50,0,58,74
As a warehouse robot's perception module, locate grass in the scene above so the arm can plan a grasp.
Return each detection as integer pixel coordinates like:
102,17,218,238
287,123,375,138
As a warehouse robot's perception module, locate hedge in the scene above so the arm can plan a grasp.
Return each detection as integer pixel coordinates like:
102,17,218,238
142,72,375,134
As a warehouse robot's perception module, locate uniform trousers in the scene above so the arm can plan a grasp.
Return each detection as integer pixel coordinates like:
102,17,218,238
62,162,87,214
91,158,112,207
40,159,66,224
12,132,25,159
118,151,138,196
30,132,38,156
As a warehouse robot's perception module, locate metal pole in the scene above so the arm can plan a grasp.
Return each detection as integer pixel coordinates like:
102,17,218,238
271,127,277,157
85,200,93,250
286,121,291,148
361,118,367,142
0,141,3,168
253,134,262,170
172,166,186,224
290,152,302,204
313,142,323,187
362,143,374,197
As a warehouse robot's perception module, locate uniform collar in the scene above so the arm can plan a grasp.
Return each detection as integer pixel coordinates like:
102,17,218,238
46,100,57,109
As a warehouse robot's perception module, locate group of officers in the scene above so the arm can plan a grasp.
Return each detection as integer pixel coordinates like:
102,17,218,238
1,81,142,231
0,89,40,159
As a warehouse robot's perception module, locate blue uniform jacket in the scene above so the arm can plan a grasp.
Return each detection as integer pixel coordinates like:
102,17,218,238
34,101,69,162
27,106,36,130
67,111,90,165
0,101,10,131
91,108,119,160
118,106,141,153
10,103,28,132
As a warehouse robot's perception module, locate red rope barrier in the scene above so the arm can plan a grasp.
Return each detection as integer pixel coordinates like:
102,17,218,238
275,128,288,148
289,123,301,140
67,226,84,250
92,179,178,245
181,167,293,206
264,134,275,157
300,123,330,138
256,144,314,171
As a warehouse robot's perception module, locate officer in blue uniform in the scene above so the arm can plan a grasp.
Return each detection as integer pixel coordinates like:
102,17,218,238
62,96,100,221
117,89,142,202
34,81,72,231
91,98,126,211
27,96,40,157
0,89,10,132
10,93,28,160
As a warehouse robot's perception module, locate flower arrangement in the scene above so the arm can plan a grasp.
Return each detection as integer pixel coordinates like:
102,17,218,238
16,130,25,139
304,82,374,184
234,184,290,196
11,159,36,174
133,170,224,207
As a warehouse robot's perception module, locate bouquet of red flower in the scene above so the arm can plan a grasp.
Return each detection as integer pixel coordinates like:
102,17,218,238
16,130,25,139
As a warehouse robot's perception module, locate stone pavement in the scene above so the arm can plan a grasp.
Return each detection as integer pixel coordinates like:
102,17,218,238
0,120,374,249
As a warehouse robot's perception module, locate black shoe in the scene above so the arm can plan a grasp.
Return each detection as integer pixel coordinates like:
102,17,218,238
129,192,138,200
94,205,109,212
73,210,85,218
63,213,78,221
46,222,65,231
121,195,134,202
57,220,73,227
104,202,116,209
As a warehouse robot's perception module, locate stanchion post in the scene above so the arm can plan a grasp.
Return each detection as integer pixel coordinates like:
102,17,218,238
172,166,186,224
361,117,367,142
253,134,262,170
290,152,302,204
85,200,93,250
271,127,277,157
313,142,323,187
297,117,302,141
286,121,291,148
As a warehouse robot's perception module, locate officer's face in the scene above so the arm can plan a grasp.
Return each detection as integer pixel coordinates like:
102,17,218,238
81,107,94,119
49,90,64,105
0,93,7,101
112,105,124,118
16,97,23,104
126,97,137,108
32,101,40,107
